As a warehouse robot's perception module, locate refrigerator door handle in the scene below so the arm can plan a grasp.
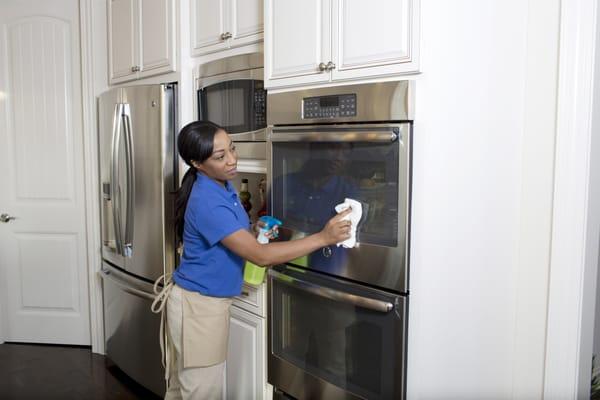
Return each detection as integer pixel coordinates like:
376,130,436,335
99,268,155,301
111,103,124,256
122,104,135,257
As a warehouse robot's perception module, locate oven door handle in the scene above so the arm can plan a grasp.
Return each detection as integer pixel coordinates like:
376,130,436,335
269,270,394,313
270,129,398,143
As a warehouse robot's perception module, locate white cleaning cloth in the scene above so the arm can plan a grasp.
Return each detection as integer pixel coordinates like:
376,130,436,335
334,198,363,248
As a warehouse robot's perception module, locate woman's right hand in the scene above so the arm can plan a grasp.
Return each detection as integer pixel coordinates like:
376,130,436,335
319,208,353,246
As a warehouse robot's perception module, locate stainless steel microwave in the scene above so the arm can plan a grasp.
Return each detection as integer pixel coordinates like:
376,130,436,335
195,53,266,140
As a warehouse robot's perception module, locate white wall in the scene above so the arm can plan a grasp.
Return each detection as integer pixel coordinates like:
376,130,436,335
406,1,559,398
590,0,600,376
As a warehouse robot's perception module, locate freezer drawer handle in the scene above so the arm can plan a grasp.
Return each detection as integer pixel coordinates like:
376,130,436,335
99,269,155,301
269,270,394,313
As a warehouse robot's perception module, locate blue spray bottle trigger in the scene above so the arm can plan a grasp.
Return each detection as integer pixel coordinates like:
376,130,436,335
257,215,282,244
259,215,282,229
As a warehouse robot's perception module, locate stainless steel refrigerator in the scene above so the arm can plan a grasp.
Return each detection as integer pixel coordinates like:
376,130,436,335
98,83,177,396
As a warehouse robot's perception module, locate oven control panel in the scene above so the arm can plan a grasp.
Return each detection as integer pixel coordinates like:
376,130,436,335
302,94,357,119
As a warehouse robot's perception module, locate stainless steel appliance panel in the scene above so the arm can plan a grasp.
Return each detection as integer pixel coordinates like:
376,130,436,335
99,88,127,269
196,52,263,79
100,262,165,396
268,265,407,400
267,81,414,125
98,83,177,396
269,123,411,293
196,52,266,138
268,81,413,400
119,84,176,281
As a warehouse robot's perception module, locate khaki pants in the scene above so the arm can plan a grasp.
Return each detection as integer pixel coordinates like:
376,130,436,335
164,284,232,400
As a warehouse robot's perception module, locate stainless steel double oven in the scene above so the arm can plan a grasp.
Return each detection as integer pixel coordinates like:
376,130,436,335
267,81,414,400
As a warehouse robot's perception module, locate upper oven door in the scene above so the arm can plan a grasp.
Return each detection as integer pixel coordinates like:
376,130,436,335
197,75,266,136
270,123,411,293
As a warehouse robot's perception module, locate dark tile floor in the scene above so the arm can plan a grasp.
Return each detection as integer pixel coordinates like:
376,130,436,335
0,343,161,400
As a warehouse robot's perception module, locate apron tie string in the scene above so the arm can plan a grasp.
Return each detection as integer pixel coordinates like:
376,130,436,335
151,273,174,388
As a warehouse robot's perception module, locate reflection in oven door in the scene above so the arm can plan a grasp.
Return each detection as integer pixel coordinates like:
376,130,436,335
268,265,407,400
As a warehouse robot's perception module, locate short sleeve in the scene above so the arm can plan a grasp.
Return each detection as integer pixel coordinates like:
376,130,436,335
194,204,247,246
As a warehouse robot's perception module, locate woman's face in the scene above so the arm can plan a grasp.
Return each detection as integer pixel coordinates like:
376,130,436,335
196,129,237,185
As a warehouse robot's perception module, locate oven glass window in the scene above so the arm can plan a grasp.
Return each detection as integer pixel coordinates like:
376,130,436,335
272,140,399,247
197,79,266,134
271,273,405,399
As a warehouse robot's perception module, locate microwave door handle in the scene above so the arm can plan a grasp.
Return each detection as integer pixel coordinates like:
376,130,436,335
270,130,398,143
111,103,124,255
122,104,135,257
269,270,394,313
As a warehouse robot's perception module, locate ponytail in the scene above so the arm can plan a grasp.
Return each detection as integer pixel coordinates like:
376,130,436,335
175,167,197,242
174,120,224,243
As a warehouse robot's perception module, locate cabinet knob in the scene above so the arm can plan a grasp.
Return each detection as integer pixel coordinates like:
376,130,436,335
326,61,336,71
0,213,16,223
221,32,232,40
318,62,327,72
131,65,140,72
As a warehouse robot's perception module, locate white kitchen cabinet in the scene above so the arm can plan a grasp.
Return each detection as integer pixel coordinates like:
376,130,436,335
233,283,266,318
226,306,268,400
265,0,420,89
108,0,175,84
191,0,263,57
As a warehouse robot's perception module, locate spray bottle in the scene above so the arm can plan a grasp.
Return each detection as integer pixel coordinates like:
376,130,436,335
244,215,282,285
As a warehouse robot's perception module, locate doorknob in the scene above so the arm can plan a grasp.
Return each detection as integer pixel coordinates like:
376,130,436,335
0,213,16,223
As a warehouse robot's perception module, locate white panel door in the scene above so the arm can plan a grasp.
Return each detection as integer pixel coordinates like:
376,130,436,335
191,0,230,56
108,0,138,82
229,0,263,49
139,0,175,77
331,0,419,81
226,307,265,400
0,0,90,345
265,0,331,88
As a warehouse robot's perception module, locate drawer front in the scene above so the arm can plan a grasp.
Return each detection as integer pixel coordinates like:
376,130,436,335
233,283,265,317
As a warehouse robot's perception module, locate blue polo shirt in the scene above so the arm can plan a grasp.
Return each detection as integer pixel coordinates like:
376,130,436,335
173,172,250,297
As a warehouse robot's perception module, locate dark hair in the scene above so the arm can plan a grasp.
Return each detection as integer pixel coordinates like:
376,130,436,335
175,120,224,242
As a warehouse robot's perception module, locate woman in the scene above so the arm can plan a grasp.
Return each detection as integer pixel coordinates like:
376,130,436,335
160,121,352,400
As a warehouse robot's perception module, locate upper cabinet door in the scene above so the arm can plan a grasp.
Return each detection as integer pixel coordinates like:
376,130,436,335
265,0,420,89
331,0,419,81
191,0,230,56
265,0,331,88
229,0,263,48
108,0,137,82
139,0,175,77
108,0,175,84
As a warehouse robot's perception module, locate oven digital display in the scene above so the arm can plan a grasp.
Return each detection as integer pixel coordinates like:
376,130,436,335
303,94,357,119
319,96,339,108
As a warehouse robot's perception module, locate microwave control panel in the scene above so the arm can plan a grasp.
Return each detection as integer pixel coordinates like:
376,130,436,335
302,94,357,119
253,88,267,127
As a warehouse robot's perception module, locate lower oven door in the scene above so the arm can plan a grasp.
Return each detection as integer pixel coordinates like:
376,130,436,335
268,265,407,400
